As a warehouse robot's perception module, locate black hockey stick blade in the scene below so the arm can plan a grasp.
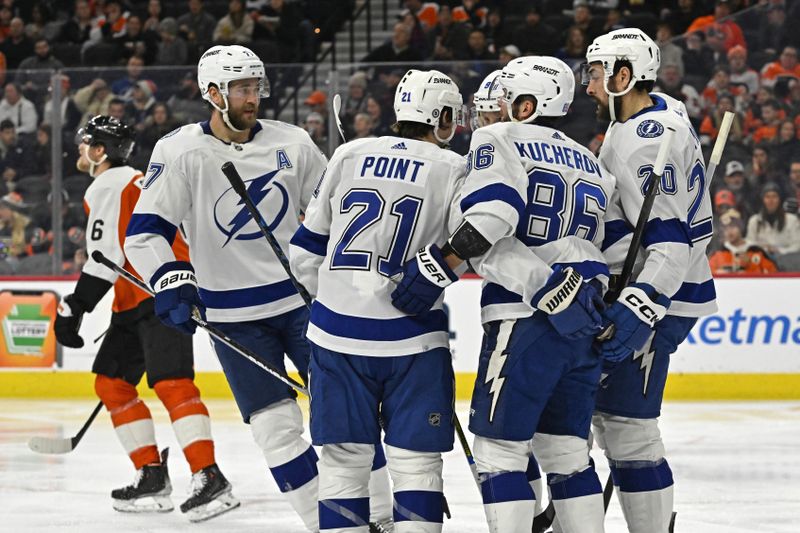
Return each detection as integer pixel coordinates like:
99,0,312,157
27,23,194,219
28,400,103,454
602,472,615,511
532,502,556,533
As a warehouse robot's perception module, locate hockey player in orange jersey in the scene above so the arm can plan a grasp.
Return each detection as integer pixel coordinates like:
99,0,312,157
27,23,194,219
53,115,239,522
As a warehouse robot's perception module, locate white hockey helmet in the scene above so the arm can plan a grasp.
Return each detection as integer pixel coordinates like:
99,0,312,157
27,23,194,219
394,69,464,144
498,56,575,124
473,70,503,113
584,28,660,120
197,45,269,131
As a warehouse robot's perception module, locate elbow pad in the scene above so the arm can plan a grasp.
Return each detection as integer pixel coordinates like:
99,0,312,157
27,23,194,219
442,220,491,260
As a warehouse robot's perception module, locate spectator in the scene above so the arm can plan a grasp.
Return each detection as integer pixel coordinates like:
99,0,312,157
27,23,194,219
511,7,558,56
15,38,64,101
656,23,684,78
74,78,114,125
213,0,253,44
143,0,163,34
124,80,157,130
341,72,368,135
682,31,715,86
461,29,495,63
700,92,744,145
116,15,158,64
0,6,11,41
57,0,95,44
686,0,746,52
570,1,601,44
0,83,38,136
137,102,180,154
177,0,217,47
96,0,129,42
756,2,790,56
352,112,374,139
497,44,520,66
452,0,488,29
365,95,390,137
484,8,513,53
784,159,800,215
746,182,800,258
0,192,30,258
701,65,734,112
303,111,327,154
25,3,60,42
0,17,34,70
771,120,800,173
663,0,705,35
430,5,470,61
111,55,146,100
555,26,588,71
744,85,776,135
167,71,206,124
43,75,83,134
657,63,703,125
253,0,310,62
601,8,625,33
709,209,777,274
304,90,327,118
400,0,439,31
155,17,188,65
747,145,779,188
0,121,36,185
721,160,757,219
761,46,800,88
362,22,423,64
107,97,126,121
752,100,783,145
727,45,759,96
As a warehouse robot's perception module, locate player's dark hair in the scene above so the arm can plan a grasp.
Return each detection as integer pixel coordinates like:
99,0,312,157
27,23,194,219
613,60,655,93
391,121,433,139
511,95,563,128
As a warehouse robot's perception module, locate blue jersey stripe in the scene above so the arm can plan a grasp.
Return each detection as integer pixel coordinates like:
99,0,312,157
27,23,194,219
310,302,448,342
481,282,524,307
199,279,297,309
671,278,716,304
689,219,713,242
460,183,526,220
291,224,329,256
642,218,691,247
602,219,632,251
126,213,178,244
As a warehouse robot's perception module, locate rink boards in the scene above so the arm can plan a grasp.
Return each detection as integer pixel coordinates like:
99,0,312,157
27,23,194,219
1,276,798,400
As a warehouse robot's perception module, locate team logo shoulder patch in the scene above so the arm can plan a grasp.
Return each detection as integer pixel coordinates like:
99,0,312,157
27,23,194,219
636,119,664,138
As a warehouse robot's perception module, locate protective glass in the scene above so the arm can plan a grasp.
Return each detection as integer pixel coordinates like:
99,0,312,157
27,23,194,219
226,77,270,99
581,62,603,86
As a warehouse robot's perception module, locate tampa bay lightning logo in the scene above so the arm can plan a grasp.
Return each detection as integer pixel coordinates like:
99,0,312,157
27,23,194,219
636,120,664,138
213,169,289,247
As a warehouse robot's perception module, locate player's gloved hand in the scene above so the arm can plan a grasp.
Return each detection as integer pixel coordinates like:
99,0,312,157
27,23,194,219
391,244,458,315
151,261,205,335
598,283,670,362
55,295,85,348
532,266,605,339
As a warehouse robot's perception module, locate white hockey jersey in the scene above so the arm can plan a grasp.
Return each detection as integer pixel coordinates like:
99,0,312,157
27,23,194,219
289,136,467,356
461,122,616,324
124,120,327,322
599,92,717,317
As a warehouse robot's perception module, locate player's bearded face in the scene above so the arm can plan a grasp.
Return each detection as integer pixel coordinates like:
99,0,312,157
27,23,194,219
585,64,610,120
226,80,260,130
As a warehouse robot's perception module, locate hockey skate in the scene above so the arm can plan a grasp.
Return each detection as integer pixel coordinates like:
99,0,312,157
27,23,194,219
180,463,240,522
111,448,173,513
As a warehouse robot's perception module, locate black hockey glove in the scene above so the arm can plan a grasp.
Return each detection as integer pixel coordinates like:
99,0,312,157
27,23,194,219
55,273,113,348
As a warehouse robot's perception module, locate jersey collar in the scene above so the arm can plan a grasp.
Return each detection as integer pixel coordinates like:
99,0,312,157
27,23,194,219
625,94,667,123
199,120,263,144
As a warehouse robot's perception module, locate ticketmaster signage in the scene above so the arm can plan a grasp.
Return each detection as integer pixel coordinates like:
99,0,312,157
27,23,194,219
1,277,797,373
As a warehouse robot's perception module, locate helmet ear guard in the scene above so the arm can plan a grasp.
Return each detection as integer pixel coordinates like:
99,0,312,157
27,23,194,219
393,69,465,144
498,56,575,124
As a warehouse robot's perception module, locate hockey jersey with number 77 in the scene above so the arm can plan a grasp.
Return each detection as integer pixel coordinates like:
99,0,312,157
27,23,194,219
290,136,467,357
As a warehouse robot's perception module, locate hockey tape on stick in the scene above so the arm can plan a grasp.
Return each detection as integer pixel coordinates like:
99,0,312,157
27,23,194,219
706,110,734,183
28,400,103,454
221,161,313,309
91,251,309,396
332,93,346,143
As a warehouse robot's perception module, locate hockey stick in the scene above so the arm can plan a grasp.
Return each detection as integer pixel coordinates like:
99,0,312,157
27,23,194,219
332,93,346,143
28,400,103,454
91,250,309,396
222,161,483,493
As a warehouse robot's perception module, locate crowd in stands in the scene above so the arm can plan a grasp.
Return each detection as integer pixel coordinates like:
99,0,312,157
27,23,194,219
0,0,798,276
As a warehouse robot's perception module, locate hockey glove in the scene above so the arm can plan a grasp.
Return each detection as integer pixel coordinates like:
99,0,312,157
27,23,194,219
599,283,670,362
55,295,86,348
532,266,605,339
391,244,459,315
151,261,205,335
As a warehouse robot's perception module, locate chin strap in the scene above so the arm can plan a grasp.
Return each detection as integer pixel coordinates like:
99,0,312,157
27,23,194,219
605,76,637,122
87,152,108,178
209,93,246,133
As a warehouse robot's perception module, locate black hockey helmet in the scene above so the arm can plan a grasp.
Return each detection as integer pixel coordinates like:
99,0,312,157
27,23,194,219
75,115,135,165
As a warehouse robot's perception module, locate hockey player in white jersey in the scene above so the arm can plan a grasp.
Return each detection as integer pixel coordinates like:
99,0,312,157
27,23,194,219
584,28,717,533
124,45,392,532
289,69,467,533
391,57,615,533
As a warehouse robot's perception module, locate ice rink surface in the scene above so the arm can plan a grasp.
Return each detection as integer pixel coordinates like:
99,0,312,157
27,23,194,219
2,399,799,533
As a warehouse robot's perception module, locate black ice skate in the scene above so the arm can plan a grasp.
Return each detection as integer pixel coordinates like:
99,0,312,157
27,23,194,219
180,463,240,522
111,448,173,513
